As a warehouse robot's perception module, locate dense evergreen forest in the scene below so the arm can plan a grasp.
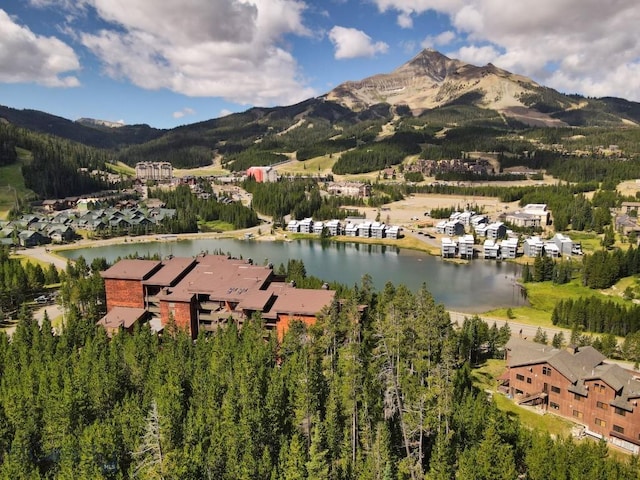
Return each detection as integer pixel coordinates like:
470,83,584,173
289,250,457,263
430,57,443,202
0,246,59,315
552,295,640,339
150,184,259,231
0,123,112,199
581,245,640,289
243,178,363,224
1,275,640,479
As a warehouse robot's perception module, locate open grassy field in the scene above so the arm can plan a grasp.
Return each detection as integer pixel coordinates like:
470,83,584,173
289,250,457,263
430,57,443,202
275,155,336,176
174,165,230,177
105,161,135,176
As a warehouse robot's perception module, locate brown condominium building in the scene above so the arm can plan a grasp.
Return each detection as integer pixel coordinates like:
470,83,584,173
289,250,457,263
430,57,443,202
99,254,336,340
501,338,640,453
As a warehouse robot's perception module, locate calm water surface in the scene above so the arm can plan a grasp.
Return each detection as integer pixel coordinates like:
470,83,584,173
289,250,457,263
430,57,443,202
59,238,525,313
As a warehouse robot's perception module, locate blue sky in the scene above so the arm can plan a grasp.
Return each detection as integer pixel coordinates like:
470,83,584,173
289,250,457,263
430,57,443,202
1,0,639,129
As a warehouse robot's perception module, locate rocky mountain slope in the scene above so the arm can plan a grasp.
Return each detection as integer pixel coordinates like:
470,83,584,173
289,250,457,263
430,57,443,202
325,49,638,127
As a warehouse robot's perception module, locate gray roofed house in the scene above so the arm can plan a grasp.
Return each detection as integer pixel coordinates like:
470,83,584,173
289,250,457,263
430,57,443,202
18,230,49,247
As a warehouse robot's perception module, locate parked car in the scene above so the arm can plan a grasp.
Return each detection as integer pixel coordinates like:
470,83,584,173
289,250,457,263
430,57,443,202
35,295,48,304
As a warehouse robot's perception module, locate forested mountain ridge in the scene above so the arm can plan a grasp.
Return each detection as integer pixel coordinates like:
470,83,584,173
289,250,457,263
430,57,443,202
0,105,165,149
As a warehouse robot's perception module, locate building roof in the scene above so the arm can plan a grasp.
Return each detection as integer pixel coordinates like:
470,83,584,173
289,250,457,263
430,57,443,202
501,238,518,247
237,289,275,311
159,255,272,302
98,306,147,330
267,287,335,318
100,259,162,280
506,337,607,384
143,256,197,287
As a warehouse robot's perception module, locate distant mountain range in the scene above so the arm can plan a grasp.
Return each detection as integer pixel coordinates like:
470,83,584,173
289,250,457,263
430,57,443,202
1,49,639,155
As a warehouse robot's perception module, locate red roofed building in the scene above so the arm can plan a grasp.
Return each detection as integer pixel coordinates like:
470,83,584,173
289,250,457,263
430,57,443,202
100,254,335,339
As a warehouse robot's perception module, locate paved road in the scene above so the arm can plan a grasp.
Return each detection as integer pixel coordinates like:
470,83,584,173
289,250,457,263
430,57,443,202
3,302,63,337
19,246,70,270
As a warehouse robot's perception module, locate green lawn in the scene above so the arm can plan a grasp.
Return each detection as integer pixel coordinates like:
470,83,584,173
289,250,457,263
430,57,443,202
566,231,602,253
198,220,236,232
483,277,631,324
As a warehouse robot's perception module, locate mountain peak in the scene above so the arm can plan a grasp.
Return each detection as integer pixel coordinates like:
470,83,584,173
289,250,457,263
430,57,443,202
325,49,577,127
76,117,125,128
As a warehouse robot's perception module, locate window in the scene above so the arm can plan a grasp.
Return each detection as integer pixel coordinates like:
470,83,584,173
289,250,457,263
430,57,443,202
615,407,627,416
613,425,625,434
542,366,552,376
551,386,561,394
573,393,583,401
527,377,532,384
595,418,606,427
593,383,606,393
516,374,525,381
550,401,559,410
596,401,608,410
573,410,583,419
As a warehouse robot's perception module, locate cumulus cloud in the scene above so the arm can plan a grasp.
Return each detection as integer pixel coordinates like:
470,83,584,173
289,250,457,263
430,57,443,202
328,26,389,59
172,107,196,119
373,0,640,101
46,0,317,106
421,30,455,49
0,9,80,87
452,44,501,67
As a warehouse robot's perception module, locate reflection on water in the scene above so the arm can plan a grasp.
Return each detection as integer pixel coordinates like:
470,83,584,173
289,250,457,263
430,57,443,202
59,238,526,312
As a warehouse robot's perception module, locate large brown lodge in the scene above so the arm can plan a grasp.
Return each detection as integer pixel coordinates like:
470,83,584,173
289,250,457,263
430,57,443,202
502,338,640,453
99,254,336,340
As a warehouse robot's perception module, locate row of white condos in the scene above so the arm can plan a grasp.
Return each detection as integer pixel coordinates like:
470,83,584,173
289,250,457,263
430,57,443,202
287,218,400,239
442,233,582,259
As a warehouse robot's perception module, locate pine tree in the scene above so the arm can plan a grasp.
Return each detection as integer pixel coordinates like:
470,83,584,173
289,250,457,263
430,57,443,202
279,434,306,480
306,419,329,480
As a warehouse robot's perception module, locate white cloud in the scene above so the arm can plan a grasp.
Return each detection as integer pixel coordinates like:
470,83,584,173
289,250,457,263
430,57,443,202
372,0,640,101
452,44,500,67
0,9,80,87
421,30,455,49
397,12,413,28
60,0,317,106
172,107,196,119
328,26,389,59
219,109,233,117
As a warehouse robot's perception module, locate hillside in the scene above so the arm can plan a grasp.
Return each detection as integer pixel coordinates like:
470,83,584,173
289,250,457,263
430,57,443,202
0,105,165,149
